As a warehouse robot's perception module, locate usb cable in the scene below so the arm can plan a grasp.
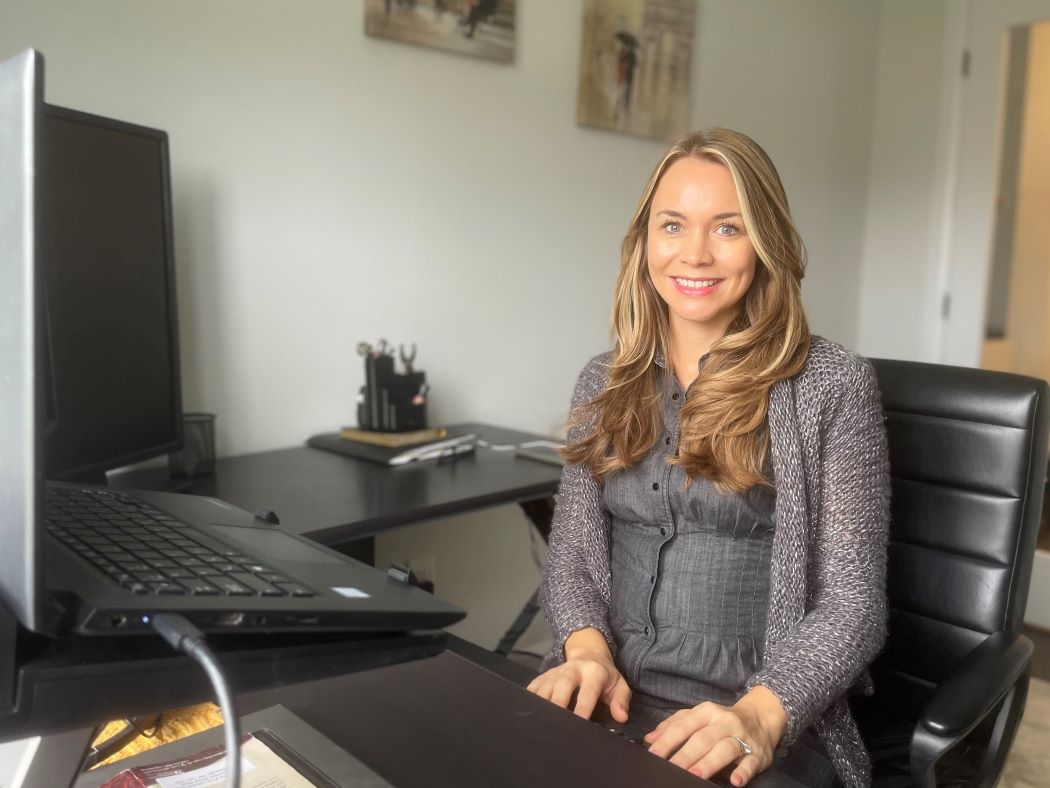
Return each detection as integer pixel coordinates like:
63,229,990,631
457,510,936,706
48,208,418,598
151,613,240,788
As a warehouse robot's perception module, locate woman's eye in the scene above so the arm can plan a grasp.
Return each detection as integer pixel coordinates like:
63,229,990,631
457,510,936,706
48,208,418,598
715,222,739,237
664,222,682,233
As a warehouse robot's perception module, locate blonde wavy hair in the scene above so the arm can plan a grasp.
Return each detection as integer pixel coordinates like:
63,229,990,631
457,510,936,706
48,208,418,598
564,128,811,492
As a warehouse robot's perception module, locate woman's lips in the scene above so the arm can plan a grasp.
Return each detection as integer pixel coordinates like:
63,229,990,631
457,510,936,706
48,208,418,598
672,276,721,296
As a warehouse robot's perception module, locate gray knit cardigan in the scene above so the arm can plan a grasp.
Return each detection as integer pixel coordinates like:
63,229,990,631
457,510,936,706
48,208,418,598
541,337,891,788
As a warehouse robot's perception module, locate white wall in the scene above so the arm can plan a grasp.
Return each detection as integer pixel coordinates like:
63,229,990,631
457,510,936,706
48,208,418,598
1,0,881,456
855,0,953,361
1,0,882,649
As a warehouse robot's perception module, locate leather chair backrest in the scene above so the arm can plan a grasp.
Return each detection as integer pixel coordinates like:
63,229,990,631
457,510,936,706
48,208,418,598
868,358,1048,721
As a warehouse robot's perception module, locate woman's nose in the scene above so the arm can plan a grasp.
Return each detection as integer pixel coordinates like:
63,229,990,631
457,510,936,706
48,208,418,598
680,230,713,266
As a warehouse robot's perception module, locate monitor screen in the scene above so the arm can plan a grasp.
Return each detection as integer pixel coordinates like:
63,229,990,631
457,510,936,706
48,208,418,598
42,105,182,482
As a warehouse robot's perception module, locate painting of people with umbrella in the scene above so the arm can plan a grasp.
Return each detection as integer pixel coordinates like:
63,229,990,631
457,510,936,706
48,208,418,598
577,0,695,141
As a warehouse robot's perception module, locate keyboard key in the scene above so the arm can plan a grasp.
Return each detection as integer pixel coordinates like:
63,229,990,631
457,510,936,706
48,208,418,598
121,580,149,595
241,564,272,574
275,582,315,597
230,573,285,596
148,582,187,595
158,548,190,559
183,580,220,595
137,572,169,583
258,573,288,583
166,569,196,579
216,580,253,596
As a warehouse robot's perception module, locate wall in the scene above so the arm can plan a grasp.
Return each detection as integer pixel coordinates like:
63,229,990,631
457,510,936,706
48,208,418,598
0,0,881,649
855,0,953,361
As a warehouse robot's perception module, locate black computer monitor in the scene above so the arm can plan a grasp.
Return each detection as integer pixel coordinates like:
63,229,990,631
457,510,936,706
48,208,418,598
41,104,183,483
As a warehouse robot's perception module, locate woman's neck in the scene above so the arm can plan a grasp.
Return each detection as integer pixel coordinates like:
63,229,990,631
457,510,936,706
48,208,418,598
666,317,730,390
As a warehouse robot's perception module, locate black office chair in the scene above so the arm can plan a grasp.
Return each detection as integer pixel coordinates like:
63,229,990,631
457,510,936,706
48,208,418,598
852,359,1049,788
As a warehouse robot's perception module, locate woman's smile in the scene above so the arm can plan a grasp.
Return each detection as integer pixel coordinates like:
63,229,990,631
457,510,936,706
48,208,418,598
672,276,722,295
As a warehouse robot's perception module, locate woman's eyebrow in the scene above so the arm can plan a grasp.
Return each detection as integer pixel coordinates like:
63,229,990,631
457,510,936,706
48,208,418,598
654,209,743,220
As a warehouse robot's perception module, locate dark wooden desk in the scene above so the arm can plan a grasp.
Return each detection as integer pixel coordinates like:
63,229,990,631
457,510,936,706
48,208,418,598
108,423,562,545
38,640,717,788
108,422,562,654
234,648,716,788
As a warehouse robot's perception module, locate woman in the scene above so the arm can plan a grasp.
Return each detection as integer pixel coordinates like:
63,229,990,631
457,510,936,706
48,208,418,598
527,128,890,788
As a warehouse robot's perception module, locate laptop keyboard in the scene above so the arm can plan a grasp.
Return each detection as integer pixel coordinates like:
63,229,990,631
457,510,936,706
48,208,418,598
45,486,315,598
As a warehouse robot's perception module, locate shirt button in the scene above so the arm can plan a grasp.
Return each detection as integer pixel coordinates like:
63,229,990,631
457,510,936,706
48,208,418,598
665,436,671,446
644,625,650,635
659,527,667,536
671,393,680,401
652,482,660,491
650,575,656,585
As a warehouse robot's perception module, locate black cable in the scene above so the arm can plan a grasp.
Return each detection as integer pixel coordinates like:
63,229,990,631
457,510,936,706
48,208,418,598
128,713,163,738
151,613,240,788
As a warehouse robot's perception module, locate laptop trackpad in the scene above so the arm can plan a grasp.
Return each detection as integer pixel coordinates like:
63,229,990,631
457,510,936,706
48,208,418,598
210,524,346,564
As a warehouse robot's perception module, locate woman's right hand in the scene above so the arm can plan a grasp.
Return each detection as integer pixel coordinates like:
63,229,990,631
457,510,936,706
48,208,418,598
526,627,631,722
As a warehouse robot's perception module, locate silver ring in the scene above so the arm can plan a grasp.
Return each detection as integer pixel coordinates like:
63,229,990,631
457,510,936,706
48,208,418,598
729,735,753,757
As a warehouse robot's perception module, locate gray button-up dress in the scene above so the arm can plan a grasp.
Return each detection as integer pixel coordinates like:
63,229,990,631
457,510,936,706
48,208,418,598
605,362,776,716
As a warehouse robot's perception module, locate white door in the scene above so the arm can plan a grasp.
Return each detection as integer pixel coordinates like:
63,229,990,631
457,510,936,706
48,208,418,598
940,0,1050,366
939,0,1050,629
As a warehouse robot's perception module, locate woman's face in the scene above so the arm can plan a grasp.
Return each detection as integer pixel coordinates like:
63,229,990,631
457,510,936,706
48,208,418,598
646,156,758,340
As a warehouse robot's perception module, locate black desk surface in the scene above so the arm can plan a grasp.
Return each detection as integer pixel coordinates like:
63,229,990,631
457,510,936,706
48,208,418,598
109,423,563,545
27,639,714,788
237,646,713,788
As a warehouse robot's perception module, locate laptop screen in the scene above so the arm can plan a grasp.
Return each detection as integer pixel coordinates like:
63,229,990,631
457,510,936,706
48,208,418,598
0,49,44,633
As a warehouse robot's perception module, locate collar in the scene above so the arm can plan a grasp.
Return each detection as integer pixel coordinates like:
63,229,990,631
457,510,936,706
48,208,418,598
654,351,709,371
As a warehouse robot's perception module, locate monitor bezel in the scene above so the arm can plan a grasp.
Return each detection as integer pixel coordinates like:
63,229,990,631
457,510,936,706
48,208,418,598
42,103,184,483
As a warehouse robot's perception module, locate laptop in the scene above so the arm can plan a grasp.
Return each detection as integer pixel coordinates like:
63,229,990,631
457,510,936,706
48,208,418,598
0,48,465,637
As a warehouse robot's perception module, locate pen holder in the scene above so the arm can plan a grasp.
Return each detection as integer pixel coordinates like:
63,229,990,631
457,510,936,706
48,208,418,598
169,412,217,477
358,355,427,433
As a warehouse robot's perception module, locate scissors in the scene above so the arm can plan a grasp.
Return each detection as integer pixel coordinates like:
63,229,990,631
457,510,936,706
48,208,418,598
399,343,417,374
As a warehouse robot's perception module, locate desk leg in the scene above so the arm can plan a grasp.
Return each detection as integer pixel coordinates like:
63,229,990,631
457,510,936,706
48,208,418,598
494,497,554,657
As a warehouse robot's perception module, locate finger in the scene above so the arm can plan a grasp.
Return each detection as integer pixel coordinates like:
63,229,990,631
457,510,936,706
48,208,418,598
668,731,716,771
643,709,685,743
549,676,578,709
690,738,751,782
573,681,601,720
606,680,632,723
647,716,701,759
528,675,553,702
729,758,758,788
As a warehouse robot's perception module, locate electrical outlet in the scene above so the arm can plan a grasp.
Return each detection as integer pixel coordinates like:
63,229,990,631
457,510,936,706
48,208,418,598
405,554,437,587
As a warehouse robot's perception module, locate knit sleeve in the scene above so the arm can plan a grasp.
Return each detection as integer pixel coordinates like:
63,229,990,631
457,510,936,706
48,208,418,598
540,354,615,662
746,359,891,743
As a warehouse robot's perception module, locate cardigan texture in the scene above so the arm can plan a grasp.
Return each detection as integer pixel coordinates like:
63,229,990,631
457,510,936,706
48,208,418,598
540,336,891,788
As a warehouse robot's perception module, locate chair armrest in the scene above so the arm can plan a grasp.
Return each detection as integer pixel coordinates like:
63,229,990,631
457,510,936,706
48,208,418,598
919,631,1032,738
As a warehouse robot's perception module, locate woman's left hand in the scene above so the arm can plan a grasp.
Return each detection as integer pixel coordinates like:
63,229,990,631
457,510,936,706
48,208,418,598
643,685,788,786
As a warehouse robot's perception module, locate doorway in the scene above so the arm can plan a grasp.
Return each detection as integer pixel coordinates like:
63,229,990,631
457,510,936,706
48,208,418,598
945,2,1050,628
979,20,1050,561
